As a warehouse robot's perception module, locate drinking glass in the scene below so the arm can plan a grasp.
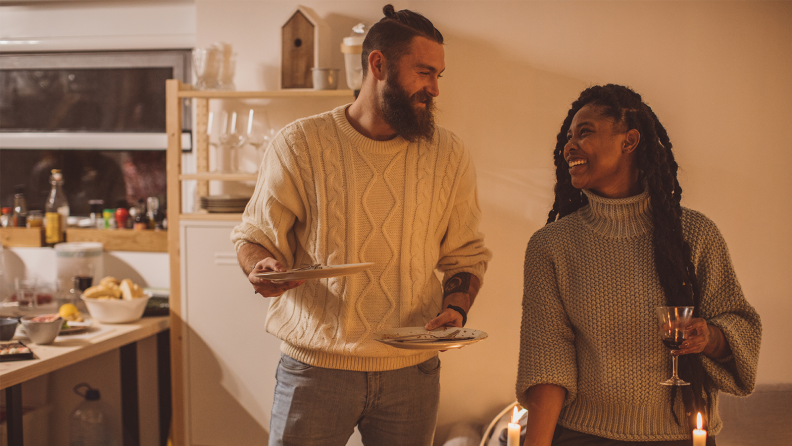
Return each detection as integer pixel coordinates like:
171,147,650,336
72,262,95,293
192,47,220,90
245,109,275,158
14,278,38,311
218,111,246,173
655,306,694,386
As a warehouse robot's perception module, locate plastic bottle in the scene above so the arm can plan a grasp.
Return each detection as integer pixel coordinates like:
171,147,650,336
70,383,111,446
45,169,70,244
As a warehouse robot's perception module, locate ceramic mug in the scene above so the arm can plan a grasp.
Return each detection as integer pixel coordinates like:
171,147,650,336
312,68,339,90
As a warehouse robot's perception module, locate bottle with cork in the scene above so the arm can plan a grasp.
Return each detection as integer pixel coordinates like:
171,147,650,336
45,169,70,245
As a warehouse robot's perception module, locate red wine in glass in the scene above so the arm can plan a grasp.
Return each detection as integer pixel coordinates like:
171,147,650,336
661,331,685,350
655,306,694,386
74,276,93,292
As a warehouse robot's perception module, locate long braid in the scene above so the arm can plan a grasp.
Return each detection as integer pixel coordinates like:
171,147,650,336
548,84,714,428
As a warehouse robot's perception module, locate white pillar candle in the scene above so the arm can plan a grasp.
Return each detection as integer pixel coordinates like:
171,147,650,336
507,407,521,446
247,109,254,135
693,412,707,446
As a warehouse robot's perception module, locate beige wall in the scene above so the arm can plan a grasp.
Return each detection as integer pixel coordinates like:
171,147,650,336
196,0,792,440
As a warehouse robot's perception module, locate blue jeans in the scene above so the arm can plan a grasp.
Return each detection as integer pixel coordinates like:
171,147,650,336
270,354,441,446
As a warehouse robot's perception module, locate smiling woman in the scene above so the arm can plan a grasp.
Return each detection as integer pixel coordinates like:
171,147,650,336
515,84,762,446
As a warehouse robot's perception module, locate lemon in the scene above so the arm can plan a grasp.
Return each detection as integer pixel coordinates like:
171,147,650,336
59,303,83,322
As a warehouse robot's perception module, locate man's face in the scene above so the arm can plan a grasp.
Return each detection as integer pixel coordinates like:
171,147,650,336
380,36,445,142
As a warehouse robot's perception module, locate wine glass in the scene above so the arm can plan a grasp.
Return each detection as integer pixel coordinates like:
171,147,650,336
245,109,275,156
655,306,694,386
218,111,246,173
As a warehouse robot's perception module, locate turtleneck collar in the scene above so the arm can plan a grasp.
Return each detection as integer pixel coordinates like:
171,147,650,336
578,188,653,238
333,105,412,154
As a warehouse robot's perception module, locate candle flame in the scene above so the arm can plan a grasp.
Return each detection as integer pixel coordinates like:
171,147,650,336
697,412,702,430
511,406,520,423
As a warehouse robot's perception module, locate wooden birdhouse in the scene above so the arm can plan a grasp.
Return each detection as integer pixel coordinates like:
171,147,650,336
281,6,331,89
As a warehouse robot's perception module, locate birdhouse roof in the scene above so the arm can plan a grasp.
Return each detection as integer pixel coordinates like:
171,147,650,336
283,5,322,27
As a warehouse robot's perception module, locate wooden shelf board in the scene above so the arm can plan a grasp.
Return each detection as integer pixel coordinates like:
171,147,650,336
180,173,257,181
66,228,168,252
177,89,354,99
180,212,243,221
0,227,44,247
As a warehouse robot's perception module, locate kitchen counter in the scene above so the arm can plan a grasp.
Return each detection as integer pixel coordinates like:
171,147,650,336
1,316,171,446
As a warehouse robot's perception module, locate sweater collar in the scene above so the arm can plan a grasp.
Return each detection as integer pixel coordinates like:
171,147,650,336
333,105,411,154
578,188,653,238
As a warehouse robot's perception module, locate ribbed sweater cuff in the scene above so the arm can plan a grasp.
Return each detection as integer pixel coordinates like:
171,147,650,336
559,395,722,441
281,342,437,372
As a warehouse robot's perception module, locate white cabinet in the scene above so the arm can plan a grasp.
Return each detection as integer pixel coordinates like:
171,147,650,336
180,220,281,446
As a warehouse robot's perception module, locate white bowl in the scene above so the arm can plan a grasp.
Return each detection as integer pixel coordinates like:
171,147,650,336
80,293,151,324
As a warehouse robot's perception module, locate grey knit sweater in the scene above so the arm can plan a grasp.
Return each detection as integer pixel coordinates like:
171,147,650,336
517,189,761,441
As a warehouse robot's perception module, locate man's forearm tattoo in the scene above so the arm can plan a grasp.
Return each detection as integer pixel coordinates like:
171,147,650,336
443,272,472,298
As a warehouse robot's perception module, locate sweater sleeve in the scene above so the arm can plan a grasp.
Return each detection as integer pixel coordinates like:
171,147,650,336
230,129,307,268
437,141,492,285
685,210,761,396
516,231,578,409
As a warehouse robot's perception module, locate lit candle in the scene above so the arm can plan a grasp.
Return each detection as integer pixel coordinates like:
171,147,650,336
507,406,521,446
693,412,707,446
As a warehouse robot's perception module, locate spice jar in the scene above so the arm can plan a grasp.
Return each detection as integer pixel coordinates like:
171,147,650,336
27,210,44,228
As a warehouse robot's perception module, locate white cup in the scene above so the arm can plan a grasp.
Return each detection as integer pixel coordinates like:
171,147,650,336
312,68,339,90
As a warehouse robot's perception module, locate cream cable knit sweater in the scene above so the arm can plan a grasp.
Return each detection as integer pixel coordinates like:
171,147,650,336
231,105,491,372
517,189,761,441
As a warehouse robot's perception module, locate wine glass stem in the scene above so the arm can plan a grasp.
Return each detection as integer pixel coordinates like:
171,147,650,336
672,353,680,379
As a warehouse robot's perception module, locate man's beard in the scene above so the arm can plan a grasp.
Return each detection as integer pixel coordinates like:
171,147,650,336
380,68,436,143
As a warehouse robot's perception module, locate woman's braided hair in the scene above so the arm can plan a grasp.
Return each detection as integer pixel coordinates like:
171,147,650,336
547,84,714,427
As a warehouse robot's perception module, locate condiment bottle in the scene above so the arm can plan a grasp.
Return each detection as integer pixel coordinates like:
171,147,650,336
88,200,104,229
133,200,149,231
146,197,159,230
0,207,11,227
13,193,28,227
102,209,114,229
115,207,129,229
45,169,70,244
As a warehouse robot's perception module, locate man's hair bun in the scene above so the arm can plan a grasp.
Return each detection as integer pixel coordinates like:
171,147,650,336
382,4,396,17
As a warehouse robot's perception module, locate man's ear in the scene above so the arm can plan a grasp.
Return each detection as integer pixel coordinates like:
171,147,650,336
369,50,386,81
623,129,641,153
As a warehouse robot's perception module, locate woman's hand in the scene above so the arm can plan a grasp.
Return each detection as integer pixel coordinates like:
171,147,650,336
676,318,731,359
248,257,305,297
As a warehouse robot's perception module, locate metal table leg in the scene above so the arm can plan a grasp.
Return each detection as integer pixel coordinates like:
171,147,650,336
4,383,23,446
120,342,139,446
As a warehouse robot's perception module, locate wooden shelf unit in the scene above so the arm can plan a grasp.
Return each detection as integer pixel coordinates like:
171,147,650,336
165,79,354,445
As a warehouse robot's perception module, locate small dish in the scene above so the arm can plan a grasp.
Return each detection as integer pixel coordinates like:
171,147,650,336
255,263,374,282
372,326,488,350
20,315,63,345
60,318,94,334
0,317,19,341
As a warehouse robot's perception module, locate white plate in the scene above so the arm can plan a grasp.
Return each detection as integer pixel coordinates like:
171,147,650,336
372,326,488,350
60,318,94,334
255,263,374,282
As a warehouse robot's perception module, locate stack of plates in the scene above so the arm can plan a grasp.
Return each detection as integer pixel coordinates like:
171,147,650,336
200,195,250,213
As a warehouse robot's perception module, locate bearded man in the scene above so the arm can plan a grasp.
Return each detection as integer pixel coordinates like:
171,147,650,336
232,5,491,445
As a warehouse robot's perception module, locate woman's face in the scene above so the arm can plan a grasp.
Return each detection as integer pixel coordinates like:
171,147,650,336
563,104,641,198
